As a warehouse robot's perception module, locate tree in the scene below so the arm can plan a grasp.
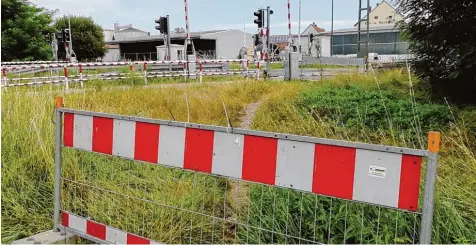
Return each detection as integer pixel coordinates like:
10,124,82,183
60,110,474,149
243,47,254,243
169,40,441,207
395,0,476,104
1,0,55,61
55,16,106,61
172,27,186,34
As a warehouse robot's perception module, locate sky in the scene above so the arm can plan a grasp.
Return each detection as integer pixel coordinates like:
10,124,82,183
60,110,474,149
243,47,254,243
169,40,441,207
31,0,385,35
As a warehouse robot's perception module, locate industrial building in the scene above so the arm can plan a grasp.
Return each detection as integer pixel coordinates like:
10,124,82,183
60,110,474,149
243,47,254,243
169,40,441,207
102,29,254,62
268,0,408,57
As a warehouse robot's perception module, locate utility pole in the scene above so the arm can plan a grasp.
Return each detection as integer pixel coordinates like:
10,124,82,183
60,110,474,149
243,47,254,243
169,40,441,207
298,0,302,53
166,15,172,61
67,13,76,62
266,6,273,74
331,0,334,56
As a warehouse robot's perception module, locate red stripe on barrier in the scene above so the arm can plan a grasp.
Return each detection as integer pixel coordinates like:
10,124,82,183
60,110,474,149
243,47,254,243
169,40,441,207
242,136,278,185
92,117,114,154
61,212,69,227
184,128,214,173
79,64,82,73
398,155,422,211
63,113,74,147
127,234,150,244
63,67,68,77
134,122,160,163
86,220,106,240
313,145,356,200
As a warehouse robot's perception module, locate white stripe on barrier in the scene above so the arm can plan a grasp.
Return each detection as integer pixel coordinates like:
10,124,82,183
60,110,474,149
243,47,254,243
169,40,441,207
158,125,186,168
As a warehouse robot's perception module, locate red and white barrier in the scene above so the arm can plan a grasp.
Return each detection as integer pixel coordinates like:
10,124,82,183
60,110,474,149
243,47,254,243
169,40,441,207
61,212,160,244
1,59,251,72
63,67,69,90
62,111,424,211
79,64,84,88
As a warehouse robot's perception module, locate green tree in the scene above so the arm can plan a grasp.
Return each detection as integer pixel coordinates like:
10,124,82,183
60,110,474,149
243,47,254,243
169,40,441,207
395,0,476,104
1,0,55,61
55,16,106,61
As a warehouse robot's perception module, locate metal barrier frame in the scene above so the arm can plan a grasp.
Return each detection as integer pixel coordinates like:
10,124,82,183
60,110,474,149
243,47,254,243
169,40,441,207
53,97,440,244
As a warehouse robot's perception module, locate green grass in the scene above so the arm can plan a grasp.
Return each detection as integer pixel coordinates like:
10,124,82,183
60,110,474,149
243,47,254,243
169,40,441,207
2,70,475,244
247,70,476,244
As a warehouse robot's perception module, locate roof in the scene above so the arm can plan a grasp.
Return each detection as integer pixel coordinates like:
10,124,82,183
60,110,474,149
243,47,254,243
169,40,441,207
269,35,293,43
106,29,248,44
312,24,326,33
116,27,147,33
320,25,401,35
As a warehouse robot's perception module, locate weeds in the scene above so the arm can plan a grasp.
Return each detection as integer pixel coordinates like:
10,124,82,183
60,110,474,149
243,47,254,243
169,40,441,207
1,70,475,244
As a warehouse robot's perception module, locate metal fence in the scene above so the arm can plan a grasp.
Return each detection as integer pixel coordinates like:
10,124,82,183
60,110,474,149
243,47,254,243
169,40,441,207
52,97,440,244
0,59,257,88
301,56,365,66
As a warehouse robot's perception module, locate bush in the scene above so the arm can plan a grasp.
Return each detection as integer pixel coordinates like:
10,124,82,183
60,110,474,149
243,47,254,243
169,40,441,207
297,84,452,143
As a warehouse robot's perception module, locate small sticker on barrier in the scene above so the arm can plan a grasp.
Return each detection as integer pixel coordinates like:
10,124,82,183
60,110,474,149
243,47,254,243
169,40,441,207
369,165,386,178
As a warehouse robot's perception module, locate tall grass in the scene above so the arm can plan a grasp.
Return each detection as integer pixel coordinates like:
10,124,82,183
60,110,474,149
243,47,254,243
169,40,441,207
1,81,276,243
247,70,476,243
1,71,475,244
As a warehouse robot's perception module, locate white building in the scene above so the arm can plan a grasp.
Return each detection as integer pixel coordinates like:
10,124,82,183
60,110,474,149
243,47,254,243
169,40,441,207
354,0,404,27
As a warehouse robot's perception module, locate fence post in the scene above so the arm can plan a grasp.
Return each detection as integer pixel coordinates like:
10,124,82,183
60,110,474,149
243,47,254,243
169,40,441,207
199,62,203,84
246,60,249,80
79,64,83,88
2,67,7,86
257,61,260,80
63,67,69,91
143,62,148,85
53,96,64,231
420,131,440,244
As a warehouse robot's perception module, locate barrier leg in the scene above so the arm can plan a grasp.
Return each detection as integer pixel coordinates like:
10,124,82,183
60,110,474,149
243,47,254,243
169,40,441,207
199,63,203,84
79,65,84,88
63,67,69,91
143,63,148,85
53,97,63,230
420,131,440,244
257,62,260,80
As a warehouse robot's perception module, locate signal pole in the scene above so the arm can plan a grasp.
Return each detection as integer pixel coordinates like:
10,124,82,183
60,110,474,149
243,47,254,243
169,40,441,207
166,15,172,61
266,6,272,75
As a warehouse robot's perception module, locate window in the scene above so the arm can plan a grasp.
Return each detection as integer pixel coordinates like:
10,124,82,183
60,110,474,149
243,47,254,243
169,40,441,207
374,16,378,19
388,15,393,19
177,50,183,60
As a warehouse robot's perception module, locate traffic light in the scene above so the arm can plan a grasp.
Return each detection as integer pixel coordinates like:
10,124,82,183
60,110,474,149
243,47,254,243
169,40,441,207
64,29,71,42
253,34,261,46
254,9,263,28
56,30,64,42
309,33,314,41
155,17,168,34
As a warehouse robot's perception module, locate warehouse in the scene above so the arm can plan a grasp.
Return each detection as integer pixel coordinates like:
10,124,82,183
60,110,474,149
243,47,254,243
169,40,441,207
104,29,254,61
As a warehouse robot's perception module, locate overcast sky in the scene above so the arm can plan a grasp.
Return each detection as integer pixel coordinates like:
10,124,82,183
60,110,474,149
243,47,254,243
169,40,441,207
31,0,385,35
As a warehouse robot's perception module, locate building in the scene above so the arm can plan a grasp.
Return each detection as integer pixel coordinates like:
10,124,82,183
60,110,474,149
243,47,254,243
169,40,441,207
104,29,253,61
268,23,329,57
326,26,408,56
353,0,404,27
102,23,150,61
103,23,149,42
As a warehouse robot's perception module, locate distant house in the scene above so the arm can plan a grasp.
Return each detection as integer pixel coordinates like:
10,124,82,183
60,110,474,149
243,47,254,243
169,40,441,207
301,22,326,35
354,0,404,27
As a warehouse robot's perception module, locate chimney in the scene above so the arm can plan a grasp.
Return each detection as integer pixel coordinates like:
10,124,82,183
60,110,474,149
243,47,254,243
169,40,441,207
114,22,119,32
313,22,316,26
